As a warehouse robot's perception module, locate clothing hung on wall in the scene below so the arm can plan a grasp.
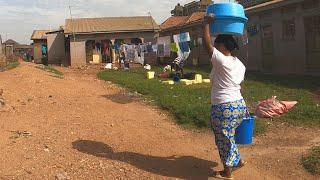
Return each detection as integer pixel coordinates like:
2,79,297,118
157,36,171,57
157,44,165,57
140,45,147,53
103,42,110,56
178,42,190,53
171,43,178,52
95,42,102,51
152,45,157,52
172,32,191,69
125,45,135,61
147,44,153,53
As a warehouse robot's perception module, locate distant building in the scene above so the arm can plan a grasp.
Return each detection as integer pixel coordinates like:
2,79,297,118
171,0,213,16
2,39,33,60
31,30,49,64
63,16,159,67
3,39,18,57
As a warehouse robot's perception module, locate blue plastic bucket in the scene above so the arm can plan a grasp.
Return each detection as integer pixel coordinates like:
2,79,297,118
207,3,248,36
235,116,255,145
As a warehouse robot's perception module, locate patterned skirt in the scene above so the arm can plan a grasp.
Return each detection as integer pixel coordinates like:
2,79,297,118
210,99,248,167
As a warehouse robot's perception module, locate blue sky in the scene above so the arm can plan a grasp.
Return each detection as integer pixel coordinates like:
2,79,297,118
0,0,227,44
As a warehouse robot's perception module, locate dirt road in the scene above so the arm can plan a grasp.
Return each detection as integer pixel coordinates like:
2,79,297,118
0,62,319,180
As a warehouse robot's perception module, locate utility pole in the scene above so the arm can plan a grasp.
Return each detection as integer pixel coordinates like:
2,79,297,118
148,12,154,31
69,4,76,65
69,5,76,43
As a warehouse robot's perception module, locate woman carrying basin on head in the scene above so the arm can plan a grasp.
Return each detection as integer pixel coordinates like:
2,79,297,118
203,14,248,180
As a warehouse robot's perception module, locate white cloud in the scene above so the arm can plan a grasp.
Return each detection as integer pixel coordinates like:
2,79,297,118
0,0,227,44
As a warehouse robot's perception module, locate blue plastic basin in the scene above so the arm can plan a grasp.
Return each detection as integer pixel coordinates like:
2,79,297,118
235,116,255,145
207,3,248,36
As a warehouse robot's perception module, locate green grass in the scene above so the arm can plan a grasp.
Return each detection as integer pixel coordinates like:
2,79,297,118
6,61,20,70
36,65,63,78
97,67,319,135
243,73,319,126
302,146,320,175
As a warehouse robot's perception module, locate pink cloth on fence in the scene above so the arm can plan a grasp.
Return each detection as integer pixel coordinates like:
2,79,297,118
255,96,298,118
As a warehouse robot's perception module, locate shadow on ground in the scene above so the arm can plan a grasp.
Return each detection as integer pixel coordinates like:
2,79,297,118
72,140,218,179
102,93,135,104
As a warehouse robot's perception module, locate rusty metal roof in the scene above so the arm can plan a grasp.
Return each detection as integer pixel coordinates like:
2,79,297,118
64,16,159,34
160,16,189,30
161,12,205,30
31,30,50,40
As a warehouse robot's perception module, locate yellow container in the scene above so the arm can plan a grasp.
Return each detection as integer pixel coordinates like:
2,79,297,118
162,80,174,85
181,80,193,85
147,71,155,79
195,74,203,84
203,79,211,83
93,54,101,64
190,80,197,84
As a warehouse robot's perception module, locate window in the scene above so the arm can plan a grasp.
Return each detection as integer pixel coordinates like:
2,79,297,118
282,19,296,40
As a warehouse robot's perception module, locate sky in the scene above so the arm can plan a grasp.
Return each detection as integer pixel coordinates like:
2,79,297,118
0,0,229,44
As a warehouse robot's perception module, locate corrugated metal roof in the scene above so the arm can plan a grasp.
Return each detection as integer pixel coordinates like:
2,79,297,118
64,16,159,34
4,39,19,45
160,12,205,30
16,44,33,49
245,0,303,13
31,30,50,40
186,12,205,24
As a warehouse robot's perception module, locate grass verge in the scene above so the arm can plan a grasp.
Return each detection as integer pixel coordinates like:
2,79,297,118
98,67,319,135
302,146,320,175
36,65,63,78
6,61,20,70
0,61,20,71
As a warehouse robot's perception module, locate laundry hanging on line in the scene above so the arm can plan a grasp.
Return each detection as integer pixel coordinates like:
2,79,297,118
171,43,178,52
157,44,165,57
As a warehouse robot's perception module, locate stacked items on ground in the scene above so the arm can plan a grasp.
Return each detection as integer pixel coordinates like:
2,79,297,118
179,74,210,85
146,70,210,86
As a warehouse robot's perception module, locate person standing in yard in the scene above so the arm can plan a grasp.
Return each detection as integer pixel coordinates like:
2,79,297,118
203,14,248,180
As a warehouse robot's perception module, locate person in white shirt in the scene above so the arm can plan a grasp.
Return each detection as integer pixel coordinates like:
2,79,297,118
203,14,248,180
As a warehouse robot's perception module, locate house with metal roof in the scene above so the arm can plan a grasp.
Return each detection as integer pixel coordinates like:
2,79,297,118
63,16,159,66
237,0,320,75
2,39,33,61
31,30,49,64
